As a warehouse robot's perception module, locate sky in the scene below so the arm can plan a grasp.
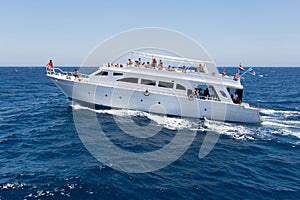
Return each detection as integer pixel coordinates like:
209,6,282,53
0,0,299,66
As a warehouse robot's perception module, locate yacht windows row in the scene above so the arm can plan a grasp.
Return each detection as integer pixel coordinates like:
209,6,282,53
95,71,184,90
116,77,186,91
94,71,220,101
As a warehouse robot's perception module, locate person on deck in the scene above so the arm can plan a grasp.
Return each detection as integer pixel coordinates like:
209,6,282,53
221,70,226,76
232,92,240,104
157,60,163,70
66,72,71,80
151,58,157,69
145,62,151,68
197,64,205,73
73,69,79,79
233,73,240,81
127,59,133,66
203,88,210,98
196,88,203,98
47,60,53,71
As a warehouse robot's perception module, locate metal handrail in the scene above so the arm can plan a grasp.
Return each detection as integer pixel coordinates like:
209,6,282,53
46,67,89,78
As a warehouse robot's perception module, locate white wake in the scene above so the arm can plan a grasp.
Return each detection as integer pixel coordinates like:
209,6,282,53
71,104,300,142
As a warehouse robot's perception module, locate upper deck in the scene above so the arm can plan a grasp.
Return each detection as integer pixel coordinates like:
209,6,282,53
87,51,243,89
90,65,243,90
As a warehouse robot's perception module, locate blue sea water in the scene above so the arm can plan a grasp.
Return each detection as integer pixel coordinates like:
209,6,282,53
0,67,299,199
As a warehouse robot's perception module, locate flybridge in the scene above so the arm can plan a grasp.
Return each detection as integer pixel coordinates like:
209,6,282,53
102,51,220,76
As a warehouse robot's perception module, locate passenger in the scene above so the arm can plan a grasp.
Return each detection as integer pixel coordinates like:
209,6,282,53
151,57,157,68
138,58,142,65
197,88,203,97
134,60,139,67
145,62,150,68
73,69,79,79
235,89,243,103
221,70,226,76
232,92,240,104
66,72,71,80
233,73,240,81
157,60,163,70
127,58,133,66
193,88,202,98
203,88,210,98
182,66,187,73
167,65,171,71
197,64,205,73
120,64,123,68
46,60,53,71
192,88,197,96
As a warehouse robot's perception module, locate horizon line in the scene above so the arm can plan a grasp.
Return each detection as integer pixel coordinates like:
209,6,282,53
0,65,299,68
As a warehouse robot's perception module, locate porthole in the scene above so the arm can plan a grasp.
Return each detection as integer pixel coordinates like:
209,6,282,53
144,89,150,96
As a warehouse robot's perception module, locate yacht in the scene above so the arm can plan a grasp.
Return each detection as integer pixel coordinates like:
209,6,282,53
46,52,261,123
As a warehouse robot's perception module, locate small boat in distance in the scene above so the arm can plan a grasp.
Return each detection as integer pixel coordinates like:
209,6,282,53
46,51,261,123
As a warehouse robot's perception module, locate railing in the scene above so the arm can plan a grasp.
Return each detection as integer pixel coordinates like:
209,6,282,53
46,67,67,76
189,94,220,101
102,63,208,74
101,63,241,82
46,67,89,79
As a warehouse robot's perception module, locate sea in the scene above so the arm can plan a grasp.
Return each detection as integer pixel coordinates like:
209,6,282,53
0,67,299,200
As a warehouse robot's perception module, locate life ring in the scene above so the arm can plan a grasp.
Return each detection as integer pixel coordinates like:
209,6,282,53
144,89,150,96
188,94,195,101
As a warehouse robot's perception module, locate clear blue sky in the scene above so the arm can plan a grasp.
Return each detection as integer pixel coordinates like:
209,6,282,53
0,0,299,66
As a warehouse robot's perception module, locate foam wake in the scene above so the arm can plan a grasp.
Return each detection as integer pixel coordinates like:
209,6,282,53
260,109,300,139
71,104,300,143
71,104,197,130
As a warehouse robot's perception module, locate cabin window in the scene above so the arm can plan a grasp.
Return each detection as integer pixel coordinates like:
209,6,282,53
228,88,243,104
113,72,123,76
158,81,174,88
187,89,193,96
208,86,220,101
176,84,186,91
95,71,108,76
220,90,227,97
117,77,138,84
141,79,156,86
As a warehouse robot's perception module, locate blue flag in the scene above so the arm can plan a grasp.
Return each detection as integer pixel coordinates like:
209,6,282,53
247,67,255,75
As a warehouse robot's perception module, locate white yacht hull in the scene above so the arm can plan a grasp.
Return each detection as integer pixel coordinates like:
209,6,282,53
49,76,261,123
